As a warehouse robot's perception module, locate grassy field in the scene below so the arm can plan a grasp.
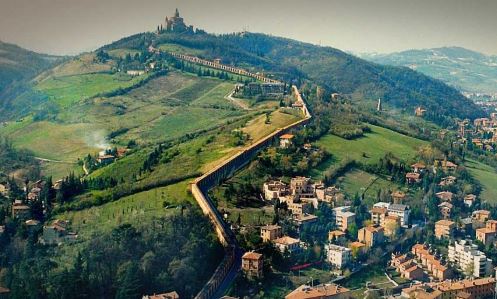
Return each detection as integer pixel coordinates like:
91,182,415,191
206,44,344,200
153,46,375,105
315,124,428,165
465,159,497,204
36,72,146,107
36,53,112,80
59,180,192,237
138,107,243,141
190,82,237,109
336,169,402,205
243,109,302,143
4,121,99,161
0,72,249,179
341,265,395,297
158,43,206,56
224,206,274,227
40,161,83,181
168,77,222,104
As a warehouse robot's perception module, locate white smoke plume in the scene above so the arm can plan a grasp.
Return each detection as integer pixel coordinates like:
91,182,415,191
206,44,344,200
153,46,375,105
85,130,110,150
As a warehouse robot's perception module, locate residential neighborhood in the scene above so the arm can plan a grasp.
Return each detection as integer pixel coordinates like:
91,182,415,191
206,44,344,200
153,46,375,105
231,131,497,298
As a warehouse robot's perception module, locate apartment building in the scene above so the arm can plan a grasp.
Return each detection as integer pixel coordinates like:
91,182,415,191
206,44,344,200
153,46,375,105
357,225,384,247
285,283,351,299
370,206,388,226
475,220,497,246
434,219,455,239
387,203,410,227
448,239,492,278
472,210,491,222
290,176,312,195
260,225,282,242
333,206,356,232
274,236,301,254
287,201,312,216
325,244,352,269
390,253,425,281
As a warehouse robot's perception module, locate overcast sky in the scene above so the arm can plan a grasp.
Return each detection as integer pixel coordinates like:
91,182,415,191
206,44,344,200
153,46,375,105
1,0,496,56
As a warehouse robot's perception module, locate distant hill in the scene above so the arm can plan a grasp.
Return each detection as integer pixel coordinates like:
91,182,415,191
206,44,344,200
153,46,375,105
1,32,485,124
219,34,484,122
103,32,483,122
358,47,497,94
0,40,60,90
0,41,64,120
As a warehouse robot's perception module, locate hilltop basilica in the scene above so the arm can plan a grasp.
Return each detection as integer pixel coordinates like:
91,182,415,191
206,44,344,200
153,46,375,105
157,9,195,34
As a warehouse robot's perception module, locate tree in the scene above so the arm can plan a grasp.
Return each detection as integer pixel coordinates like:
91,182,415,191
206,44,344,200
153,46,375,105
115,261,143,299
347,223,358,239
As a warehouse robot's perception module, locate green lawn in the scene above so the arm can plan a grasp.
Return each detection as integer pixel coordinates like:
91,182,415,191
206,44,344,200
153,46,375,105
315,124,428,165
2,73,248,170
168,77,222,104
465,159,497,204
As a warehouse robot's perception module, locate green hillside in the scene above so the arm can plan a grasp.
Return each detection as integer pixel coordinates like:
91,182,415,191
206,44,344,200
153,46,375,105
107,32,484,123
465,159,497,204
314,124,428,167
0,41,62,120
0,40,60,90
360,47,497,93
1,18,496,299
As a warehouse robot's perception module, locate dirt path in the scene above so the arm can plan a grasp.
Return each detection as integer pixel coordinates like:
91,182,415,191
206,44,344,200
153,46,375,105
224,89,251,110
34,157,76,164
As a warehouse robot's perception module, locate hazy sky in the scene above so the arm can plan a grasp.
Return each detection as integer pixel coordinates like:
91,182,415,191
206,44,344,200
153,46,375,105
1,0,496,56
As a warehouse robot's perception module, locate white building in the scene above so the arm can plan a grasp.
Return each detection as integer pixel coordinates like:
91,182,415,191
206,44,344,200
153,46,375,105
126,70,145,76
448,239,492,278
262,180,289,201
332,206,356,232
273,236,301,254
387,203,410,227
373,201,391,209
325,244,351,269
